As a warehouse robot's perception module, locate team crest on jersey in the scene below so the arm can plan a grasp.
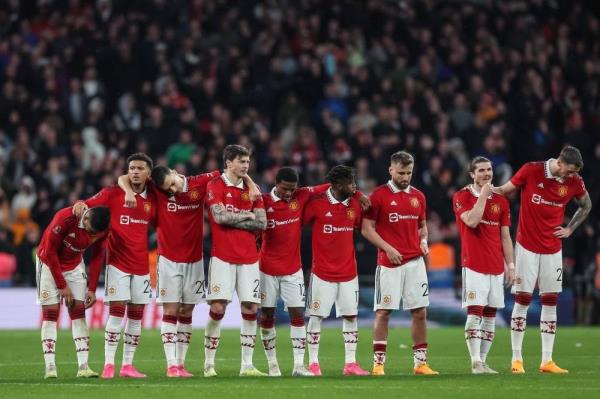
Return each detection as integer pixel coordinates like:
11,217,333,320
108,287,116,295
52,226,61,234
467,291,476,300
212,284,221,293
347,208,356,220
289,199,299,211
383,295,392,305
312,300,320,310
410,197,420,208
41,291,49,300
144,202,152,213
160,288,166,297
241,192,250,201
490,203,500,214
189,190,199,200
557,185,568,197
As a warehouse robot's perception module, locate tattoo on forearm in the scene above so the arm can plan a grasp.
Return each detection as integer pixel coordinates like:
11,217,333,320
567,193,592,231
210,204,254,226
232,209,267,231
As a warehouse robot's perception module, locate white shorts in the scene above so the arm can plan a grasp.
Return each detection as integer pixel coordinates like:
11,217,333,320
206,257,260,303
307,274,359,318
512,243,563,294
260,269,305,309
156,256,205,304
36,257,87,305
374,257,430,311
104,264,153,305
461,267,505,308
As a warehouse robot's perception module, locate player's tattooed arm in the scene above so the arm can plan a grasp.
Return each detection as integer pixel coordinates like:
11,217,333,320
210,203,255,226
556,192,592,238
231,208,267,231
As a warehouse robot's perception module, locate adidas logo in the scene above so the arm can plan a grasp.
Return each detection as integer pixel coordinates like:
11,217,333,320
267,207,274,213
537,183,544,189
68,233,76,238
390,200,397,206
325,211,332,217
226,193,233,198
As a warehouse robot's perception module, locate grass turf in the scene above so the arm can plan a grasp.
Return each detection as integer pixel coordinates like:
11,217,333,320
0,326,598,399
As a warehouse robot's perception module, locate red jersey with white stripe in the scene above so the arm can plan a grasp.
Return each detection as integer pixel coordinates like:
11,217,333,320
453,186,511,275
206,175,265,264
36,207,108,289
84,186,156,275
303,189,362,282
511,161,587,254
153,171,220,263
363,182,426,267
260,184,329,276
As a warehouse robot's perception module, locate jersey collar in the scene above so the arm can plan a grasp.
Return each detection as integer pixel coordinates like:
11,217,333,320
387,180,411,194
270,187,283,202
135,187,148,199
326,187,351,206
467,184,492,199
78,209,88,229
182,176,189,193
544,159,564,182
222,173,244,189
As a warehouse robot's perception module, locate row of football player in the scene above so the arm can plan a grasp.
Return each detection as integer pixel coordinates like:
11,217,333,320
35,144,590,378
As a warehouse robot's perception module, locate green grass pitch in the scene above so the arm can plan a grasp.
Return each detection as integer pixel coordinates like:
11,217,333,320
1,327,599,398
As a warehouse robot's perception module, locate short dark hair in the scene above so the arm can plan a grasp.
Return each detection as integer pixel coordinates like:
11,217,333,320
275,167,299,184
469,156,491,173
223,144,251,164
88,206,110,232
151,165,171,186
326,165,355,185
559,145,584,169
390,151,414,166
127,153,153,170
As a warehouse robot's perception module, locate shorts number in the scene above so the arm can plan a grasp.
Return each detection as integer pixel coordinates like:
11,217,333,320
421,283,429,297
253,279,260,298
556,268,563,282
195,280,205,295
143,279,151,294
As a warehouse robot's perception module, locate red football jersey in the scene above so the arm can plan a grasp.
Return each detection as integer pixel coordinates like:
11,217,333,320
84,186,156,275
453,186,511,275
260,184,329,276
511,160,587,254
363,182,427,267
303,189,362,282
153,171,220,263
206,175,265,264
37,207,108,289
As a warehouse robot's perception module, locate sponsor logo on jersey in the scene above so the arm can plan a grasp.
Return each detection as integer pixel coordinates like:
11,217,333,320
347,208,355,220
557,185,568,197
267,217,300,229
144,203,152,213
323,224,354,233
410,197,420,208
388,213,418,222
241,192,250,201
189,190,199,200
531,194,563,207
167,202,200,212
289,199,299,211
119,215,149,225
490,203,500,214
383,295,392,305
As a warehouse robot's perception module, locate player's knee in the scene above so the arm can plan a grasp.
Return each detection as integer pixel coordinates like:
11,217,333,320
288,307,304,320
42,307,59,322
483,307,497,318
515,292,533,306
68,302,86,320
411,307,427,321
240,301,258,314
376,309,392,321
467,306,484,317
127,305,144,321
109,304,126,318
162,304,179,317
209,301,227,314
178,304,194,318
540,293,558,306
241,312,258,321
260,312,275,328
342,315,357,322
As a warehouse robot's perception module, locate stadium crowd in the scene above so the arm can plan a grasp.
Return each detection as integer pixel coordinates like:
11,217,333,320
0,0,599,322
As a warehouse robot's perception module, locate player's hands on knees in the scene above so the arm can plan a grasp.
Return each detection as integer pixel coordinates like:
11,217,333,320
248,183,262,202
385,247,403,265
124,192,137,208
59,287,75,308
553,226,572,238
85,290,96,308
72,201,88,217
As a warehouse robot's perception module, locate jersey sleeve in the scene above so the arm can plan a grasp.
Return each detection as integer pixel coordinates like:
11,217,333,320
573,176,587,199
189,170,221,189
252,194,265,210
84,187,112,207
303,198,317,225
453,190,470,219
87,234,107,292
510,164,531,188
419,192,427,221
206,179,224,207
362,190,379,220
42,212,71,289
500,198,511,227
